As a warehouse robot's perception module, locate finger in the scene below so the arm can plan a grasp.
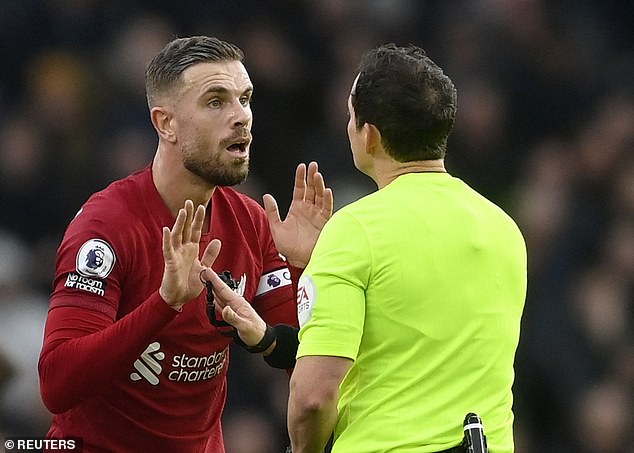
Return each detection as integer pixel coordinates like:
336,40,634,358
221,306,243,329
202,269,228,309
200,238,222,268
304,161,318,203
190,204,206,244
206,271,251,315
223,306,267,347
181,200,195,243
322,187,334,218
161,226,173,261
263,194,281,229
171,208,187,249
206,269,240,303
292,163,307,202
312,169,327,207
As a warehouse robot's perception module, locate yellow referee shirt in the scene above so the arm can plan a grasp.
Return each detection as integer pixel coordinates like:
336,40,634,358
297,172,526,453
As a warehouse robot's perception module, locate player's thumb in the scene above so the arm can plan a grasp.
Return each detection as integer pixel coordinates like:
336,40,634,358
201,238,221,268
222,306,242,329
263,194,281,226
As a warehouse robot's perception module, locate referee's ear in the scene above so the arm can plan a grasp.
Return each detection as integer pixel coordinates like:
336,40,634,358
364,123,382,156
150,106,177,144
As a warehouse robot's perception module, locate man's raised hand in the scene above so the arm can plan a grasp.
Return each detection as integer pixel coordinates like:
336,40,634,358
159,200,221,310
263,162,333,268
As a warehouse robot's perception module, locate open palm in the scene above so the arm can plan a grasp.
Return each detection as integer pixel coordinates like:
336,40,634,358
160,200,221,310
264,162,333,269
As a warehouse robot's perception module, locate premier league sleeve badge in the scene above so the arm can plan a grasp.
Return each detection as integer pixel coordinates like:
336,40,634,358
75,238,116,279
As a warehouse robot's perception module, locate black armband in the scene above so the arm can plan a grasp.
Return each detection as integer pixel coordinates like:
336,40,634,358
234,324,277,353
263,324,299,369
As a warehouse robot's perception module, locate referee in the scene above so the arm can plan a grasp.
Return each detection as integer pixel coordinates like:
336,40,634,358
287,44,526,453
209,44,526,453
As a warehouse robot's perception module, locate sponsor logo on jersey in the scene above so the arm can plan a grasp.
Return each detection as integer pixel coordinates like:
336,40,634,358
130,342,165,385
76,239,116,279
169,348,227,383
130,342,228,385
297,275,316,328
64,272,107,296
256,268,291,297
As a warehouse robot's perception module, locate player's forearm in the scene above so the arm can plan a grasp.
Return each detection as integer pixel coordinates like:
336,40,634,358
39,291,178,413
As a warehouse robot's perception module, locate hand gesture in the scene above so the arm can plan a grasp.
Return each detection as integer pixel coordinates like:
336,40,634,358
202,266,268,348
264,162,333,268
159,200,221,310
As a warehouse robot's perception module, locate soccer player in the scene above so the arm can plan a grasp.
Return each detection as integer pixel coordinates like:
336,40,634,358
37,36,332,452
210,44,527,453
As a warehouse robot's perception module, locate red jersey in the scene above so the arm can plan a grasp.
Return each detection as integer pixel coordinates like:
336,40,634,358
38,166,299,452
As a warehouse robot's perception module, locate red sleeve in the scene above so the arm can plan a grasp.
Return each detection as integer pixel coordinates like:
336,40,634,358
38,291,179,414
262,265,303,374
242,197,301,329
289,264,303,296
256,264,303,330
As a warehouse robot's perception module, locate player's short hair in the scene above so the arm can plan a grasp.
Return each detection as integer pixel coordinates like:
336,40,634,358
351,43,457,161
145,36,244,107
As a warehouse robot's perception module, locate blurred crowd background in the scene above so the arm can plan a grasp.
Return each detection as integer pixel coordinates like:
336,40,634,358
0,0,632,452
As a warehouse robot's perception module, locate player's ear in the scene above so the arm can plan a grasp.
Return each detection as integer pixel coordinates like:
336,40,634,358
151,106,177,143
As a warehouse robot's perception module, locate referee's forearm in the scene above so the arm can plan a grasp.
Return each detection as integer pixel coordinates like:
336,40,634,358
288,354,351,451
287,394,337,453
288,356,340,453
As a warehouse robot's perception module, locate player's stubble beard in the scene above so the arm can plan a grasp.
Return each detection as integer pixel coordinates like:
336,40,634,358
182,138,249,187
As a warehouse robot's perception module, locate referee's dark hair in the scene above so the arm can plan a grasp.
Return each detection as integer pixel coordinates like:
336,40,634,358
351,43,457,162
